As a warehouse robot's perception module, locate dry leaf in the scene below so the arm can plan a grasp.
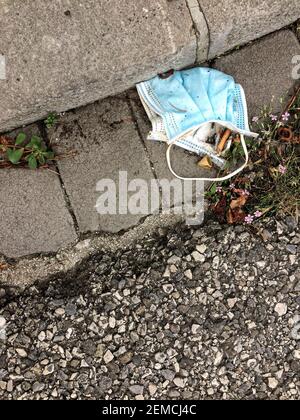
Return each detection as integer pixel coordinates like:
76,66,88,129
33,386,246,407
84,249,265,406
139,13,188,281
213,195,227,223
0,263,9,271
230,195,247,210
227,208,246,224
227,208,234,224
198,155,213,170
228,188,249,221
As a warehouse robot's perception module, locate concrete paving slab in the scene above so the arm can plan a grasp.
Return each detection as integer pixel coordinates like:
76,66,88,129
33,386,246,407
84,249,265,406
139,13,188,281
199,0,300,58
49,96,158,234
0,0,196,133
0,162,77,259
214,30,300,118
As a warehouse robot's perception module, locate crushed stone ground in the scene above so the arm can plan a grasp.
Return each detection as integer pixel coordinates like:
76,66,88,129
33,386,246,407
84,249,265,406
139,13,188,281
0,217,299,400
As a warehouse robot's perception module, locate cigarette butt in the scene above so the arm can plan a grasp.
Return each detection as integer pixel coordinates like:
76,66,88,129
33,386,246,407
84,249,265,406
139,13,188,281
217,129,232,154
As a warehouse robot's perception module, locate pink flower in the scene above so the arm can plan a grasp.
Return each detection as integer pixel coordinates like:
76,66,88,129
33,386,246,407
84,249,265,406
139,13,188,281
254,211,263,218
229,184,235,189
270,114,278,121
252,116,259,123
282,112,290,122
216,186,223,193
278,164,287,175
242,190,250,197
245,215,254,224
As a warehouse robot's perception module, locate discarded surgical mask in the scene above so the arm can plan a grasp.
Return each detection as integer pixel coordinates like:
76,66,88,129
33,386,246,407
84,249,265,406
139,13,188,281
136,67,259,182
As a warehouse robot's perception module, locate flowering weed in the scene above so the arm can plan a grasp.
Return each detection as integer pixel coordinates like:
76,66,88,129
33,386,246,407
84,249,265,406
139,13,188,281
206,87,300,224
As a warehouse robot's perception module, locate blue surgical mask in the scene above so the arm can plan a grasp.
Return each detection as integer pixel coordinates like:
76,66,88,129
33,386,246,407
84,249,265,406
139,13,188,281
137,68,258,182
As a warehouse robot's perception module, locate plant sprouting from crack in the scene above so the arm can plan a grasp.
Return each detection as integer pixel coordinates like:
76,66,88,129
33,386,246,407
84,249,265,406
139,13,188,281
44,112,59,129
0,133,55,169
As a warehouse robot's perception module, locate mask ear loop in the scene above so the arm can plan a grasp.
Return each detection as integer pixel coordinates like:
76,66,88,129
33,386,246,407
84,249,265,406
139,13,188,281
166,134,249,182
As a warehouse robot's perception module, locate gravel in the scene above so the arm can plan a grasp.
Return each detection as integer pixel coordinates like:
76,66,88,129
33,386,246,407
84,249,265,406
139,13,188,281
0,217,299,400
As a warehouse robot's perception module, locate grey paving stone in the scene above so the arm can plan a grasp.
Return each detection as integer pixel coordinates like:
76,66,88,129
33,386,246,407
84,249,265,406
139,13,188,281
49,96,158,234
214,30,300,118
0,0,196,133
0,165,77,259
199,0,300,58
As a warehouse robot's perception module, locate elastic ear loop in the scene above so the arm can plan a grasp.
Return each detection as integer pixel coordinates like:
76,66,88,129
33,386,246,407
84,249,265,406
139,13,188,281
166,134,249,182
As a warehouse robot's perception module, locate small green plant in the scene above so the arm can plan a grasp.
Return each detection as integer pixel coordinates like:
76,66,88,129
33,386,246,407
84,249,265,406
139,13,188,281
0,132,55,169
44,112,59,129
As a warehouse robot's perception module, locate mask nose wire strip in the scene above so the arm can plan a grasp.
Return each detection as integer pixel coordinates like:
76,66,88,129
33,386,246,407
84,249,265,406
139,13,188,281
166,134,249,182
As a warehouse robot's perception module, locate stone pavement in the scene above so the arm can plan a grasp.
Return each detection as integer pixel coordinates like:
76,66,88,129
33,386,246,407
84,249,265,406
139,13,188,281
0,28,300,263
0,0,299,132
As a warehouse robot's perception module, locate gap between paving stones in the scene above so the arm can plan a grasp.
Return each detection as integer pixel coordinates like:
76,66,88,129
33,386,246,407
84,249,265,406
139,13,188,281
41,119,81,237
198,0,300,60
186,0,210,63
126,95,160,186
